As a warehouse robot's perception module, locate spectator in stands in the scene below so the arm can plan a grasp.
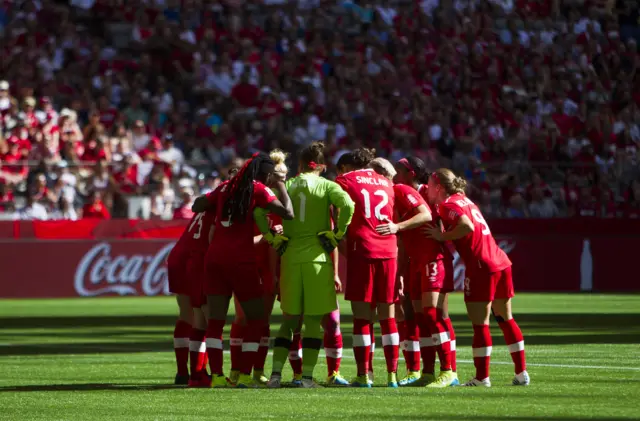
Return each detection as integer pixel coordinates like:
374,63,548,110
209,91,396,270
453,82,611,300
172,187,195,220
529,187,561,218
82,191,111,219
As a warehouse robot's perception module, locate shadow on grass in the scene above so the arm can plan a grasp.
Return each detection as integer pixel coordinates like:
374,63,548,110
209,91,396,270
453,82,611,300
1,313,639,357
0,383,183,392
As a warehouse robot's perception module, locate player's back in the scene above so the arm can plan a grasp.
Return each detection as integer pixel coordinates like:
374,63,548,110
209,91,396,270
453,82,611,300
336,169,396,259
181,211,215,254
209,180,275,264
440,193,510,272
283,173,335,263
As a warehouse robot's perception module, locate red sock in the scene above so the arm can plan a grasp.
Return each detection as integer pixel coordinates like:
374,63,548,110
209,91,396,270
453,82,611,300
427,308,452,371
173,320,191,376
404,318,421,372
230,322,243,372
444,318,457,372
189,328,207,379
472,324,492,380
288,332,302,375
499,318,526,374
417,312,435,374
255,325,270,372
205,319,225,376
324,329,342,376
241,320,263,375
353,318,371,376
379,318,399,373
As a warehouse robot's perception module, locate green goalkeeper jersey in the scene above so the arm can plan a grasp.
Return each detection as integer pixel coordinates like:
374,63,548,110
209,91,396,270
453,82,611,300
282,173,354,264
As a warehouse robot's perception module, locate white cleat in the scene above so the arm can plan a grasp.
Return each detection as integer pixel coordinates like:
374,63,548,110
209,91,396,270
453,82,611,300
512,371,530,386
462,377,491,387
367,371,375,385
267,374,282,389
301,377,323,388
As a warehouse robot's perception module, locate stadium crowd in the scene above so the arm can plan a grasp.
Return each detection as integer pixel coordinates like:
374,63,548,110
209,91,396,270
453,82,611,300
1,0,639,220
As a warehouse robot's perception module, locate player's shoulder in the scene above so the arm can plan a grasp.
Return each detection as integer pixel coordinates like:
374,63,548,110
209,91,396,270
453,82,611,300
253,180,276,197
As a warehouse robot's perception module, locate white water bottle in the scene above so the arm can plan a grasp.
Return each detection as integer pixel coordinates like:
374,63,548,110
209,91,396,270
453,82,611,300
580,239,593,291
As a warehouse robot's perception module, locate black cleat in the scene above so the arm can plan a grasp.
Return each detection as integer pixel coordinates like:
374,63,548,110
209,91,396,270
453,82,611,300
174,373,189,385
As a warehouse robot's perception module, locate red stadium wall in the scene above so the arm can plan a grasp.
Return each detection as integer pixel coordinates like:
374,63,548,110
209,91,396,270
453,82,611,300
0,220,638,298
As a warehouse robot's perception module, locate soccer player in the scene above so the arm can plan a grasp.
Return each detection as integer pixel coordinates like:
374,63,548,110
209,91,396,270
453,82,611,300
425,168,529,387
259,142,355,388
229,150,287,386
376,158,458,388
194,153,294,388
335,148,399,388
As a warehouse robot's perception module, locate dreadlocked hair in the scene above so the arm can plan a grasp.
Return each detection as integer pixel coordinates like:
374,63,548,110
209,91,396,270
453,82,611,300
224,153,275,223
351,147,376,169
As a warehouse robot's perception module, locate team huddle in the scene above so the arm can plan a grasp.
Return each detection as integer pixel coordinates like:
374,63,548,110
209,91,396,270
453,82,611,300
166,142,530,389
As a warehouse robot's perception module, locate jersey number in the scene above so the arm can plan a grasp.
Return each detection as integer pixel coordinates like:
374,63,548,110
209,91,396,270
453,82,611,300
298,192,307,222
471,209,490,235
361,189,389,221
189,212,205,239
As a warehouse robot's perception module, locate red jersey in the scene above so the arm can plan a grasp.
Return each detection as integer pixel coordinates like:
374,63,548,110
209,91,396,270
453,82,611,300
207,180,277,264
438,193,511,273
336,169,396,259
394,184,445,263
82,201,111,219
180,211,216,254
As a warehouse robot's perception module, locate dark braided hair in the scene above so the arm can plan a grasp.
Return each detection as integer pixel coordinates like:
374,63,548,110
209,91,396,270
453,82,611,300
224,153,275,223
397,156,429,184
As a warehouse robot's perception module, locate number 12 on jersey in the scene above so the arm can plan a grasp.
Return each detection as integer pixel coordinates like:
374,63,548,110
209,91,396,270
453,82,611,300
361,189,389,220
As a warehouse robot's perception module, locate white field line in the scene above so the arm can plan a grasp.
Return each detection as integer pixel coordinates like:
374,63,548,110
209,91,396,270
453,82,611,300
1,343,639,372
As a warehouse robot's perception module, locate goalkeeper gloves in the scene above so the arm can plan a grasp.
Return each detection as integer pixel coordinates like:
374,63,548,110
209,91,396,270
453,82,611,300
264,231,289,256
317,230,345,253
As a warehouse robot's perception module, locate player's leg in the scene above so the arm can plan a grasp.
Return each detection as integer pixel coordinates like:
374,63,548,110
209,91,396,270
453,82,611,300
254,289,276,385
398,266,421,386
188,305,210,387
173,294,192,385
368,307,376,383
229,296,245,385
375,258,400,388
323,308,348,385
299,262,337,388
492,267,529,386
203,261,233,387
345,255,375,388
440,259,457,374
235,295,267,388
461,268,495,387
288,324,303,384
422,260,456,388
269,262,303,388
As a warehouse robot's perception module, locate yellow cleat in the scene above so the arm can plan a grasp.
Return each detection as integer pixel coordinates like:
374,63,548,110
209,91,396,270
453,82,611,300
291,373,303,386
253,370,268,386
425,371,459,388
414,372,436,386
350,374,372,388
326,371,350,386
229,369,240,386
211,374,230,388
235,373,257,389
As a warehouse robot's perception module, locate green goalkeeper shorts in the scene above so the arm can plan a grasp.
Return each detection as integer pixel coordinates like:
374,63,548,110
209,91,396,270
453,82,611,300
279,262,337,316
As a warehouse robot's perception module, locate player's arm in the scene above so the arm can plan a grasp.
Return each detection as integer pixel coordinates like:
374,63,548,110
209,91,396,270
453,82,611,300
425,204,474,242
265,180,294,220
192,187,221,213
254,234,264,245
327,181,355,237
377,204,431,235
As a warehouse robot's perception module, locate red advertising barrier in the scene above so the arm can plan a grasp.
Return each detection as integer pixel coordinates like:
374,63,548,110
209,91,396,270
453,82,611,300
0,220,639,298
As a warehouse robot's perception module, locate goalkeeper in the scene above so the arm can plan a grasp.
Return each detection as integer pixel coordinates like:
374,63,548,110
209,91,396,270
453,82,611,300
255,141,354,388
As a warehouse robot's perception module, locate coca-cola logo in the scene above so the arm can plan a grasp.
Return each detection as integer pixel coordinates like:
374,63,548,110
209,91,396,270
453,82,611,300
452,239,516,290
74,242,176,297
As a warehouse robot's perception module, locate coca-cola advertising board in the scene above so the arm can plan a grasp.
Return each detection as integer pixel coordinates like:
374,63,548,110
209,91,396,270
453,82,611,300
0,219,638,298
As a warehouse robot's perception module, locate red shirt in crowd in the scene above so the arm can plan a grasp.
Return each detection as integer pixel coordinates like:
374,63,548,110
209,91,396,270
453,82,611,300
83,200,111,219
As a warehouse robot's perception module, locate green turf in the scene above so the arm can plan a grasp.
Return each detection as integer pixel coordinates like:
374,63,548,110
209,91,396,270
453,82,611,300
0,294,639,421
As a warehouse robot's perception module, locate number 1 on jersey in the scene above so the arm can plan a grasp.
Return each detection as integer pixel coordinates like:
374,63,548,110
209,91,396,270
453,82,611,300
298,192,307,222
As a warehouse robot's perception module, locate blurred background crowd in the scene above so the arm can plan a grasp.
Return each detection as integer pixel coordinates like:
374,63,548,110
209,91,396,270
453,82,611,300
0,0,639,220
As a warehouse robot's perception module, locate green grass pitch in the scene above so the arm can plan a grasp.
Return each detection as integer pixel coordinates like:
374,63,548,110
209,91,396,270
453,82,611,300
1,293,639,421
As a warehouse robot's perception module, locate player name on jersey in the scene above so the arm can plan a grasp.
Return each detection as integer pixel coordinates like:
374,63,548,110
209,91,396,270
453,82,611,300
355,175,391,187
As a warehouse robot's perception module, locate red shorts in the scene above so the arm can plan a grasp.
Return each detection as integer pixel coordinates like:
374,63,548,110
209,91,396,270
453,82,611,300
464,265,514,302
204,260,264,302
167,248,188,295
185,252,207,308
345,255,397,304
406,258,454,298
258,263,275,295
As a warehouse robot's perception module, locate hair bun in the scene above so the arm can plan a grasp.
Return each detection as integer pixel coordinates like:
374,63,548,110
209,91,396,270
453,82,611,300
269,149,288,165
